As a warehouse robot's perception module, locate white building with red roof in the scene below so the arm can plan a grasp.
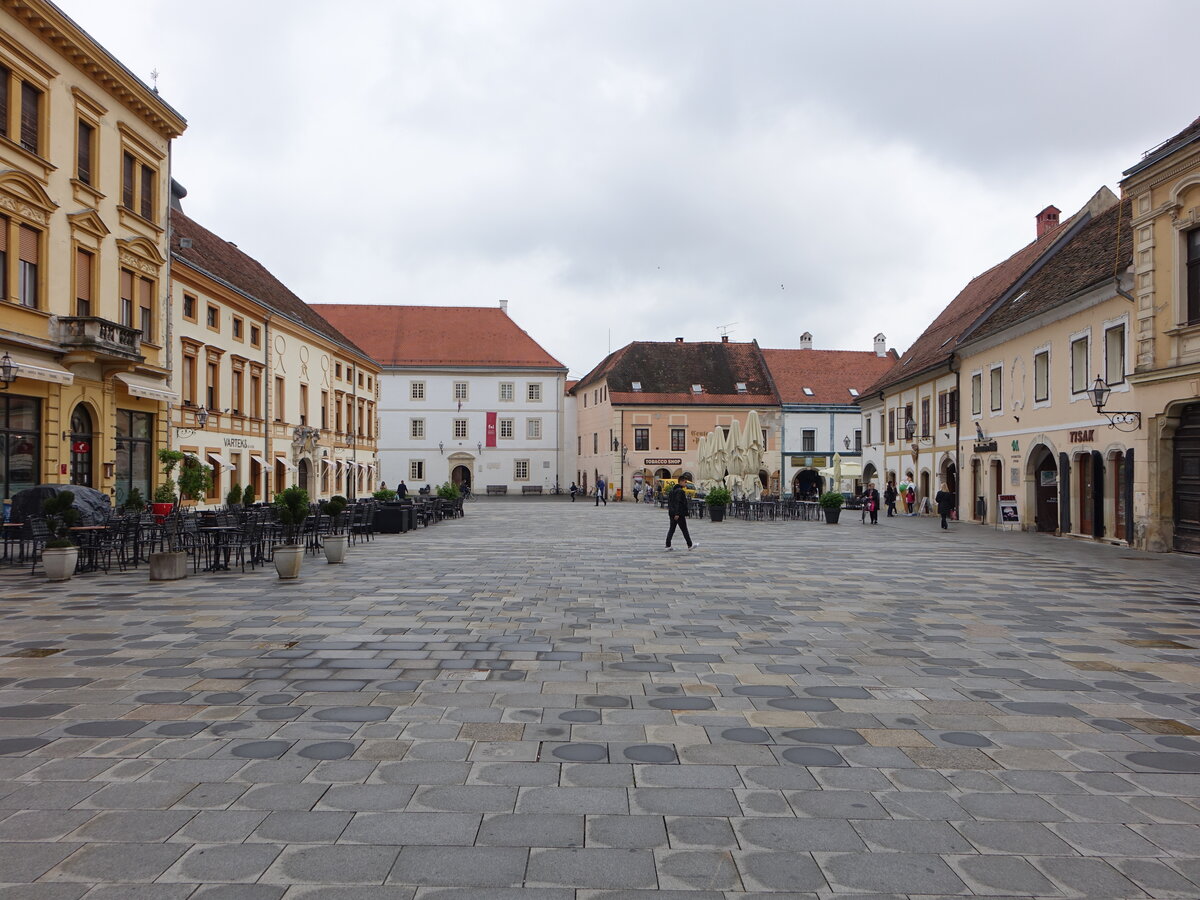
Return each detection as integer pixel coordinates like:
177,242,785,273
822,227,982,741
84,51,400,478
311,302,568,495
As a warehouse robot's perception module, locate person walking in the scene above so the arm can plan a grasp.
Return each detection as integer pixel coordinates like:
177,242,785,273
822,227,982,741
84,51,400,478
905,485,916,516
935,482,954,530
396,480,408,499
884,482,897,517
595,477,606,506
569,482,578,502
665,478,696,550
864,482,881,524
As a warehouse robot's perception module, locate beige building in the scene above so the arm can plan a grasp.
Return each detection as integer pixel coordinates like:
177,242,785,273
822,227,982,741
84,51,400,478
1120,117,1200,553
0,0,185,506
169,204,380,503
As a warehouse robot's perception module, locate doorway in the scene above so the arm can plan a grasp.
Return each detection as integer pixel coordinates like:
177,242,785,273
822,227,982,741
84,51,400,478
298,458,311,495
451,465,471,489
1174,403,1200,553
1032,447,1058,532
793,468,823,500
1110,451,1127,542
69,405,94,487
990,460,1002,524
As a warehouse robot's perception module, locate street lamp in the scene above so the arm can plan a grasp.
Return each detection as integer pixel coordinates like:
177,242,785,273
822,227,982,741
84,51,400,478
903,416,932,444
0,352,15,390
1089,375,1141,431
175,405,209,438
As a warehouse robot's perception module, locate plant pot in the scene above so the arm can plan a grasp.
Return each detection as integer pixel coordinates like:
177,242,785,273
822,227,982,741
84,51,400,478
273,545,304,580
323,534,349,564
43,547,78,582
823,507,841,524
149,550,188,581
709,505,726,522
152,502,174,524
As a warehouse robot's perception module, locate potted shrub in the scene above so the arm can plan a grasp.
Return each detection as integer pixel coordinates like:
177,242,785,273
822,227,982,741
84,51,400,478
320,495,349,563
436,481,461,500
226,483,243,509
153,448,183,520
272,485,310,579
372,488,397,502
177,455,213,506
819,490,845,524
705,486,732,523
123,487,146,514
242,484,256,507
42,491,80,582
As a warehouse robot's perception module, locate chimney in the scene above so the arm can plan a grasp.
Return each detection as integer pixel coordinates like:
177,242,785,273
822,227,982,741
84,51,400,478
499,299,508,313
675,337,684,343
874,333,887,357
799,331,813,350
1035,205,1061,238
721,335,729,343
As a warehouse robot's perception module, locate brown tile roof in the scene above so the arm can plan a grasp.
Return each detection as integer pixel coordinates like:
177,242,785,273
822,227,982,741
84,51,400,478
967,199,1132,343
572,340,779,406
1123,114,1200,178
761,348,898,405
865,204,1085,396
307,305,564,369
170,211,370,362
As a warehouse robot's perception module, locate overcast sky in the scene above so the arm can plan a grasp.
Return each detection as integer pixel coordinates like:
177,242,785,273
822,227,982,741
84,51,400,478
71,1,1195,378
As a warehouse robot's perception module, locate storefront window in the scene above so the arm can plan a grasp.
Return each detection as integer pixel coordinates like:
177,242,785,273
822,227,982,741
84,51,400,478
1,395,40,500
115,409,153,507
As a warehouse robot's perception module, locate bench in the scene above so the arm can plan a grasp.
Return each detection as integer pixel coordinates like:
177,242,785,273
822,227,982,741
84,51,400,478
521,485,543,495
486,485,508,495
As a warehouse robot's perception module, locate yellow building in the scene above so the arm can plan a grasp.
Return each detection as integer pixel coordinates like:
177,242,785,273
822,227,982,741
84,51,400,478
0,0,185,506
1120,117,1200,553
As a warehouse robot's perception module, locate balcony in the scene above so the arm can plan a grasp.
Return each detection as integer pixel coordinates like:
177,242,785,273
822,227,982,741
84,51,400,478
54,317,143,363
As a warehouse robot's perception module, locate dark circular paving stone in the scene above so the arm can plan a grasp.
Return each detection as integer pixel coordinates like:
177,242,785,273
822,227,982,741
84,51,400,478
203,693,247,704
257,694,295,705
610,662,672,673
210,723,253,736
17,678,93,689
66,633,118,641
652,686,680,694
156,722,209,737
497,671,526,681
815,666,854,675
732,685,794,698
648,697,714,711
313,707,392,722
1135,692,1189,706
739,646,800,655
257,707,303,721
289,680,369,692
136,691,194,704
376,681,421,693
559,710,601,723
551,743,607,762
231,740,292,759
297,741,356,760
142,668,205,678
1125,752,1200,772
804,686,871,699
781,746,846,766
895,717,919,726
1089,718,1136,732
939,731,994,748
210,648,262,657
1020,678,1095,691
876,649,929,658
767,698,837,712
0,737,51,755
667,654,725,663
970,668,1033,678
1003,702,1085,717
722,728,772,744
1156,736,1200,752
763,665,808,675
0,704,73,718
584,696,630,708
65,720,145,737
623,744,677,763
781,727,866,746
970,690,1003,700
540,726,568,738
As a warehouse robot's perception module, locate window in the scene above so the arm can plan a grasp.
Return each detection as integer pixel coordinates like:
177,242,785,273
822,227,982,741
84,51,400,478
735,382,747,393
1070,337,1089,394
118,269,133,327
937,390,958,427
232,317,243,340
514,459,530,480
410,418,425,440
232,369,244,415
631,381,643,392
499,382,514,401
182,294,196,321
499,418,514,439
410,460,424,481
0,395,41,498
920,398,930,438
527,383,542,402
206,305,219,330
1105,325,1126,385
989,367,1002,411
691,384,703,394
971,373,982,415
298,384,308,426
1034,350,1050,403
138,276,153,341
671,428,686,452
182,350,197,406
121,151,157,222
320,390,328,429
249,372,262,418
527,418,542,440
1188,229,1200,325
593,433,598,454
75,248,93,317
77,119,95,185
205,361,219,410
453,382,468,401
865,417,872,446
0,69,42,155
888,410,895,443
453,418,468,439
250,325,260,347
854,429,862,451
410,381,425,401
335,363,342,379
11,223,40,308
274,377,285,421
634,427,649,451
802,429,816,452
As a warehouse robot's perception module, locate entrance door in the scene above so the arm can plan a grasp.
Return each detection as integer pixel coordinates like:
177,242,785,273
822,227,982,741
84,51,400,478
451,465,471,488
1111,452,1126,541
69,405,94,487
990,460,1002,523
1174,403,1200,553
1078,457,1094,536
1034,450,1058,532
298,458,311,494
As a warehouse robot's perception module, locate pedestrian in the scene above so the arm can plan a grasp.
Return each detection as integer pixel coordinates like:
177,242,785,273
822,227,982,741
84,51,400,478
396,479,408,499
569,482,578,502
905,485,916,516
665,477,696,550
632,482,641,503
595,477,606,506
884,482,897,517
864,482,880,525
935,483,954,530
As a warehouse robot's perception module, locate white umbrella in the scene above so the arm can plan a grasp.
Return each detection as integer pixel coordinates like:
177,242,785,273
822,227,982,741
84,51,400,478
711,428,729,485
725,419,744,478
743,409,763,476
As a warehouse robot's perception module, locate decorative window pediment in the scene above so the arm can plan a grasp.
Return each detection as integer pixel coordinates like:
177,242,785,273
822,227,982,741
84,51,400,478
68,209,110,238
0,169,57,223
116,235,166,273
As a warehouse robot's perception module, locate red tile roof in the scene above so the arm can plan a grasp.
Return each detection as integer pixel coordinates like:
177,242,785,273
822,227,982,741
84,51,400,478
170,211,370,362
573,340,778,406
308,305,565,369
761,348,898,405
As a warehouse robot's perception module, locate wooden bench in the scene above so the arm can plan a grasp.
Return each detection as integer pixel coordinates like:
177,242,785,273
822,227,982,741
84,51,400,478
521,485,543,495
486,485,508,495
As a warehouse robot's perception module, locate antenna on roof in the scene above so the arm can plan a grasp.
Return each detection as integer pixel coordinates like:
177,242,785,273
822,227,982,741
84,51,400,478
150,68,160,94
717,322,738,338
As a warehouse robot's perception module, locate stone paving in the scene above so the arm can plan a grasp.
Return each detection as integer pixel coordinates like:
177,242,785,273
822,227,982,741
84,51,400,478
0,499,1198,899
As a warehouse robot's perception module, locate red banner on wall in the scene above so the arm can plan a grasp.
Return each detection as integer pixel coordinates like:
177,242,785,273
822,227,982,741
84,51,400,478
486,412,497,448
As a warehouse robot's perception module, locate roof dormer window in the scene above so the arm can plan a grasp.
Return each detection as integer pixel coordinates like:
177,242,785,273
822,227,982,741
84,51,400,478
735,382,747,393
848,388,860,397
803,387,814,396
691,384,703,394
631,381,642,392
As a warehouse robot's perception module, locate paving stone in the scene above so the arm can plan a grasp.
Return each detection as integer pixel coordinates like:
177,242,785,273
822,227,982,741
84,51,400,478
44,842,186,882
388,846,528,887
628,788,741,816
586,815,668,848
477,813,583,847
731,850,827,892
251,811,352,843
1034,856,1150,898
263,846,400,885
816,850,968,894
163,843,283,882
734,817,865,851
0,842,82,882
654,849,742,890
341,811,479,846
526,848,656,889
948,854,1063,896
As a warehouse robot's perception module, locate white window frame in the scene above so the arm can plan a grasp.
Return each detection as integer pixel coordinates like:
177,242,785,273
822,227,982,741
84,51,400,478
410,381,426,401
453,418,468,439
453,381,469,402
988,364,1003,415
526,382,542,402
1032,345,1051,408
409,459,425,481
499,382,514,402
514,459,530,481
410,418,425,440
1103,316,1128,389
801,429,816,452
526,418,542,440
499,417,514,440
1068,327,1091,399
970,371,983,417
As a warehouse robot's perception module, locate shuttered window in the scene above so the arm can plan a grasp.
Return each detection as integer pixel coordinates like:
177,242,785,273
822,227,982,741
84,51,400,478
19,82,39,154
140,164,154,220
75,249,93,317
17,224,38,308
138,276,153,340
119,269,134,327
122,152,135,210
77,120,94,184
0,67,8,140
0,215,7,301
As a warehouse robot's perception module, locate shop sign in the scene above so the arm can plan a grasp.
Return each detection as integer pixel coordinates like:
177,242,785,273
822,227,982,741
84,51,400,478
789,455,827,467
71,441,90,454
998,494,1019,523
643,457,681,466
1069,429,1094,443
223,437,250,448
973,440,997,453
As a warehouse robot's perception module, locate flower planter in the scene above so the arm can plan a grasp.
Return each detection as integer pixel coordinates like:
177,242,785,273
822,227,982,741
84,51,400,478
149,550,188,581
709,505,726,522
323,534,349,564
43,547,78,582
151,502,174,524
823,507,842,524
273,545,304,580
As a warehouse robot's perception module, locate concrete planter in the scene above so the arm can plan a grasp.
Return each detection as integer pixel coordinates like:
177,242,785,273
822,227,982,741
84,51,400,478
149,550,188,581
43,547,78,582
323,534,349,564
273,544,304,580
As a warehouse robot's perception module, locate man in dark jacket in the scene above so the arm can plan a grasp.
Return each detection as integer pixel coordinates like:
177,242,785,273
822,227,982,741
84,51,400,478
864,482,881,525
665,479,696,550
935,483,955,530
883,482,897,517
